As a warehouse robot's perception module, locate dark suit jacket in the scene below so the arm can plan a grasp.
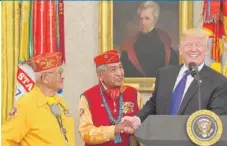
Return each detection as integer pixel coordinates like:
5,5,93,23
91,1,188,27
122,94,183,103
137,64,227,122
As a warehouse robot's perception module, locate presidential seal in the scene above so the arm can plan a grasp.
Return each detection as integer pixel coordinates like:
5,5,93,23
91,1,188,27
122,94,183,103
186,110,223,146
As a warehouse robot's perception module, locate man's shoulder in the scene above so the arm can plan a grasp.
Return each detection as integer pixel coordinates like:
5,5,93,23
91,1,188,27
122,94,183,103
156,28,169,35
14,92,36,108
55,95,70,109
159,65,180,72
122,84,138,92
155,28,172,45
81,84,100,96
204,66,227,83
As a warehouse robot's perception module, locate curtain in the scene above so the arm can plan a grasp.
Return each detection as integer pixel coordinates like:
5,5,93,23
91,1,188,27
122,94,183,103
1,1,20,124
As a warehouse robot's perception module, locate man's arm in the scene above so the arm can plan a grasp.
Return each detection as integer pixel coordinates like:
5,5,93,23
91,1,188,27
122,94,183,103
136,71,160,122
135,91,145,146
208,81,227,115
2,99,29,146
79,95,127,144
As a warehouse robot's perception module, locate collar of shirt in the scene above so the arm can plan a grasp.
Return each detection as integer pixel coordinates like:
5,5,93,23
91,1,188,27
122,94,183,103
31,85,68,109
178,62,205,78
172,62,205,98
100,82,127,98
149,26,155,32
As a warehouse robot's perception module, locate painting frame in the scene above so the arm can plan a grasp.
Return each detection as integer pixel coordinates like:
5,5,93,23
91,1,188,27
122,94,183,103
99,1,193,91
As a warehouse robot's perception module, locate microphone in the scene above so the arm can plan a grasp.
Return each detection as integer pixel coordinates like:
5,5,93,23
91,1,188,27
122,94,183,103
189,62,199,79
189,62,202,83
189,62,202,110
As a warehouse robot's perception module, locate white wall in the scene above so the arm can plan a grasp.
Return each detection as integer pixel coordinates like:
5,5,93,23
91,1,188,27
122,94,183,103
64,2,99,145
63,2,202,146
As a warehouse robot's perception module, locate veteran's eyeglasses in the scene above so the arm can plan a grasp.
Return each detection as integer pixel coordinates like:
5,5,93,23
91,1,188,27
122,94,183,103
41,68,64,78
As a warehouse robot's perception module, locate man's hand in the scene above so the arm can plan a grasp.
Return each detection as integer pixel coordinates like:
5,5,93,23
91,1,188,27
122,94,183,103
114,120,136,134
114,122,127,134
121,116,141,134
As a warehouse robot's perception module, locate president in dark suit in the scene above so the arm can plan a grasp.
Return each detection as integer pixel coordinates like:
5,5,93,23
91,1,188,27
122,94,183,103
121,28,227,133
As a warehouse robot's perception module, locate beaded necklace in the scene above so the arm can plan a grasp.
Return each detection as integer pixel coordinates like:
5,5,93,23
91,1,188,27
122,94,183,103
100,87,123,144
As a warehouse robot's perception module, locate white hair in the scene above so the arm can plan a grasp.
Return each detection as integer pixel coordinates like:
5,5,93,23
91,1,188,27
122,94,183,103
96,65,106,72
138,1,160,22
180,28,209,47
34,67,58,83
181,28,208,42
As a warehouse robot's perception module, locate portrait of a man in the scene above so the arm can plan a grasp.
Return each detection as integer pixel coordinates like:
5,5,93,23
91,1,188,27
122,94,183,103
114,1,179,77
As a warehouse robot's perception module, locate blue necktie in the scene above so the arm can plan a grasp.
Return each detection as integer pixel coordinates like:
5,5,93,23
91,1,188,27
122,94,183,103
169,70,190,115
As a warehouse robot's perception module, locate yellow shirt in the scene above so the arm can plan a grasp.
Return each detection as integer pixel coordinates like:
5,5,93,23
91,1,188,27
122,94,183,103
2,86,76,146
78,86,143,144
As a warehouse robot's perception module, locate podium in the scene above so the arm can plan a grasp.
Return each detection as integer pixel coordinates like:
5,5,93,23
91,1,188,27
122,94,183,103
135,115,227,146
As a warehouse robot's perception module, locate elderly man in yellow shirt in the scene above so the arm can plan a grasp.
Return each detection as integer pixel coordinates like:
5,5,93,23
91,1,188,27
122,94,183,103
2,52,75,146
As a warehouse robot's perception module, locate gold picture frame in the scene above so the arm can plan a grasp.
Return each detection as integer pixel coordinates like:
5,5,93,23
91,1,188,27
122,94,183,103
99,1,193,91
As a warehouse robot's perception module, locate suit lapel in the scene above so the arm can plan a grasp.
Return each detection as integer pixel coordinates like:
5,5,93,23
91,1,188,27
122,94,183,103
163,65,182,114
177,80,198,114
177,65,209,114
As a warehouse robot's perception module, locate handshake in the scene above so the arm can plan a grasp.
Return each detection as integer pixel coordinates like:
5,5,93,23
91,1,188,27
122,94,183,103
114,116,141,134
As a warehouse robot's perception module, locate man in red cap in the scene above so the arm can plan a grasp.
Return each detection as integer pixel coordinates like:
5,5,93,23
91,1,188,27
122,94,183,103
2,52,76,146
78,49,143,146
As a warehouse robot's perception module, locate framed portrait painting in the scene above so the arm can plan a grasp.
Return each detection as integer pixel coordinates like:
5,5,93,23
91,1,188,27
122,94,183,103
99,1,193,91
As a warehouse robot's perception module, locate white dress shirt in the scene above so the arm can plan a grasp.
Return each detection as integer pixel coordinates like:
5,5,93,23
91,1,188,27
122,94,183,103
173,63,204,105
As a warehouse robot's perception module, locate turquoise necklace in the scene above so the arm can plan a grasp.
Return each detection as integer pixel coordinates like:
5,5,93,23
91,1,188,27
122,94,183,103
100,87,123,144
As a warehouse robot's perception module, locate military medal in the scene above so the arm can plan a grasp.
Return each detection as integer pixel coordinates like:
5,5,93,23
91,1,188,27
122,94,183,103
64,109,71,117
123,102,134,114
